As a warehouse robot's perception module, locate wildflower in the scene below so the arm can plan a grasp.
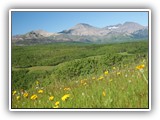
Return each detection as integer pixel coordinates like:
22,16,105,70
136,64,147,84
64,87,71,91
61,94,70,101
102,91,106,97
35,87,39,89
81,80,85,84
16,96,20,100
36,81,39,85
81,79,87,83
49,96,54,101
23,92,29,98
113,67,116,70
136,64,145,70
30,94,38,100
83,82,87,86
117,72,121,75
38,89,43,94
98,76,104,80
128,80,132,83
125,74,128,78
12,90,17,95
104,70,109,75
55,101,60,106
92,77,96,80
53,105,59,108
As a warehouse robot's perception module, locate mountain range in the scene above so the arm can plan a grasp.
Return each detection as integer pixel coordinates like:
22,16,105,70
12,22,148,45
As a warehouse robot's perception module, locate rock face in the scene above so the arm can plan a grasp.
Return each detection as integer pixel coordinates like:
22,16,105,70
59,23,104,36
114,22,144,33
59,22,146,36
12,22,148,44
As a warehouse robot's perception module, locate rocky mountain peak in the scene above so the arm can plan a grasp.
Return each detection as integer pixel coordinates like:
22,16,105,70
60,23,100,36
71,23,98,29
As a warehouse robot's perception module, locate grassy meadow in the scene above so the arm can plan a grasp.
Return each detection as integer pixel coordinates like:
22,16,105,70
11,41,149,109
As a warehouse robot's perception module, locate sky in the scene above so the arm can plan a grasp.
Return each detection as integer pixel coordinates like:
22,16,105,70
11,11,148,35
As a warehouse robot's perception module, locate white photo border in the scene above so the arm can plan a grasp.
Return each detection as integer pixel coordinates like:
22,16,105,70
9,9,151,111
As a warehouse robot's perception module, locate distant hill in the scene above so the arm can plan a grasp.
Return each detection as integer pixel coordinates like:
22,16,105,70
12,22,148,45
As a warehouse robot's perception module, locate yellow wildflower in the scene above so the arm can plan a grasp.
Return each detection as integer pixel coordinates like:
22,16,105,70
53,105,59,108
80,80,85,84
23,92,29,98
12,90,17,95
113,67,116,70
49,96,54,101
104,70,109,75
38,89,43,94
92,77,96,80
61,94,70,101
102,91,106,97
30,94,38,100
16,96,20,100
136,64,145,70
55,101,60,106
83,82,87,86
64,87,71,91
80,79,87,84
117,72,121,75
98,76,104,80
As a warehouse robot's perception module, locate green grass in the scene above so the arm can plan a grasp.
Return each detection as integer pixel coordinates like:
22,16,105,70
11,41,149,109
117,52,133,56
13,66,54,72
12,61,148,108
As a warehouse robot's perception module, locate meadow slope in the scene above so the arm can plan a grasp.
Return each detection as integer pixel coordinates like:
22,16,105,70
11,41,149,108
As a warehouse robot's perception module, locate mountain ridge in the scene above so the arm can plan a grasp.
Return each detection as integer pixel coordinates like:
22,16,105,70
12,21,148,45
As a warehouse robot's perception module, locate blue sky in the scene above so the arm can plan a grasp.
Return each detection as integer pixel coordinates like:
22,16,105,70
12,11,148,35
